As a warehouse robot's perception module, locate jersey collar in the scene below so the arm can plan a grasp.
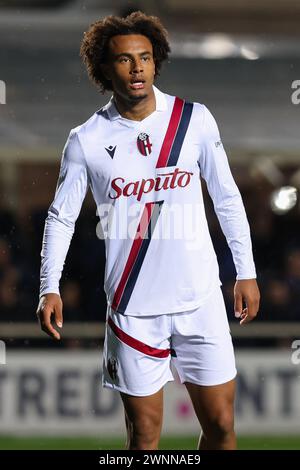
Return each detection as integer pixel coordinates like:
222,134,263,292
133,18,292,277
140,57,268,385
103,85,167,121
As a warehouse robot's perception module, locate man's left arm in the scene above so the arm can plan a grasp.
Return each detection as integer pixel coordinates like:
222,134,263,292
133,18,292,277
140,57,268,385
198,105,260,324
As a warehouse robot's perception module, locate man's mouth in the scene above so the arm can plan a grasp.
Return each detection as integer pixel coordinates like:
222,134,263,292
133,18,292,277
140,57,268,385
129,79,145,90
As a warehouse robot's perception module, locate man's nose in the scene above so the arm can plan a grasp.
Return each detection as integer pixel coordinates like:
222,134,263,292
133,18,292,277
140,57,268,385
131,59,143,73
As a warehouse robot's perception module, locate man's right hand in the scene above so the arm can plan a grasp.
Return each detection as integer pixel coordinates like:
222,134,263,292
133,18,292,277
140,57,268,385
36,293,63,340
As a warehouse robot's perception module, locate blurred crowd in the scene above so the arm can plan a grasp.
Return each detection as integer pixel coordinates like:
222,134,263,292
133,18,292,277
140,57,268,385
1,177,300,324
0,206,106,323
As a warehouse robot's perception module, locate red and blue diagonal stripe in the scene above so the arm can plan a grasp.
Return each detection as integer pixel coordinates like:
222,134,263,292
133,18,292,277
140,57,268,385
111,200,164,313
111,96,194,313
156,97,194,168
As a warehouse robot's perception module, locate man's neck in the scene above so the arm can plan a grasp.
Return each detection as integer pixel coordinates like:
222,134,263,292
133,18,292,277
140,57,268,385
113,87,156,121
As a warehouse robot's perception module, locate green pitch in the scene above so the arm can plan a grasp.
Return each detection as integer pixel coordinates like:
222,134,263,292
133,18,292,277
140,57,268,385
0,435,299,450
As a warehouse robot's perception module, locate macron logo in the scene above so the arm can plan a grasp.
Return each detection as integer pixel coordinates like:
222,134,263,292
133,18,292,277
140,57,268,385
105,145,116,159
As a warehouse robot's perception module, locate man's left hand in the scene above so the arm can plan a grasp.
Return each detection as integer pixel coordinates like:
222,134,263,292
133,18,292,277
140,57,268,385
234,279,260,325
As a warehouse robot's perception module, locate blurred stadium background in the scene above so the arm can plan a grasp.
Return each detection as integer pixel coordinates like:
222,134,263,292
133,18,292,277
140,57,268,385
1,0,300,450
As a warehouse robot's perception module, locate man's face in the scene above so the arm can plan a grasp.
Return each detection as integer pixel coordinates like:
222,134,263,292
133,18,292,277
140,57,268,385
103,34,156,102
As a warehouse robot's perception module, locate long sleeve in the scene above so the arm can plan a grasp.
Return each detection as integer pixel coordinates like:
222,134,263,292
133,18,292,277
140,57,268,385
39,130,89,297
198,105,256,280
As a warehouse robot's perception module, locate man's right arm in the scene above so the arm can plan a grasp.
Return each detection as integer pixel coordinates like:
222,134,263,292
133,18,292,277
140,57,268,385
36,130,89,340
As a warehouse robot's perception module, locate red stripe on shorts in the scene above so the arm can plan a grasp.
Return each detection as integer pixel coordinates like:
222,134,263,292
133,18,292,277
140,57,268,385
108,316,172,358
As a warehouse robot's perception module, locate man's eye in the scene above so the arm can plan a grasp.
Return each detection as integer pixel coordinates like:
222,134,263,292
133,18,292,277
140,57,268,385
142,56,150,61
119,57,130,63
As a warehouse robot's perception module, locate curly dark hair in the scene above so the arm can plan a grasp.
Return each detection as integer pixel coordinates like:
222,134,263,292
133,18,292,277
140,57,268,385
80,11,171,93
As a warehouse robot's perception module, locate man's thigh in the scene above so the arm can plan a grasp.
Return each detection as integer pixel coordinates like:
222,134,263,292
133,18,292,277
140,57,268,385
120,387,164,430
184,379,236,431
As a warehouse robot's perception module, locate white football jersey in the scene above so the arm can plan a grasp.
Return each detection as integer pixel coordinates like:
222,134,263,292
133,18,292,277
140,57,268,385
40,86,256,316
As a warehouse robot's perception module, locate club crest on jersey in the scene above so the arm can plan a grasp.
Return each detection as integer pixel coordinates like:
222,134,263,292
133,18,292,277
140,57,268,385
137,132,152,156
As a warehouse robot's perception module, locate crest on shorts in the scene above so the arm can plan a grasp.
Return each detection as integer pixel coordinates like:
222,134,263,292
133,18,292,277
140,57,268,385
107,356,118,381
137,132,152,156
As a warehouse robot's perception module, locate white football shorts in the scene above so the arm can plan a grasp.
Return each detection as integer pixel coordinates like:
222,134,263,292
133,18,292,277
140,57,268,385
102,286,237,396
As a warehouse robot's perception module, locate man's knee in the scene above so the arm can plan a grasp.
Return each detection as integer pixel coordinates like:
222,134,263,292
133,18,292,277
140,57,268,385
134,417,160,440
204,409,234,440
127,411,162,448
